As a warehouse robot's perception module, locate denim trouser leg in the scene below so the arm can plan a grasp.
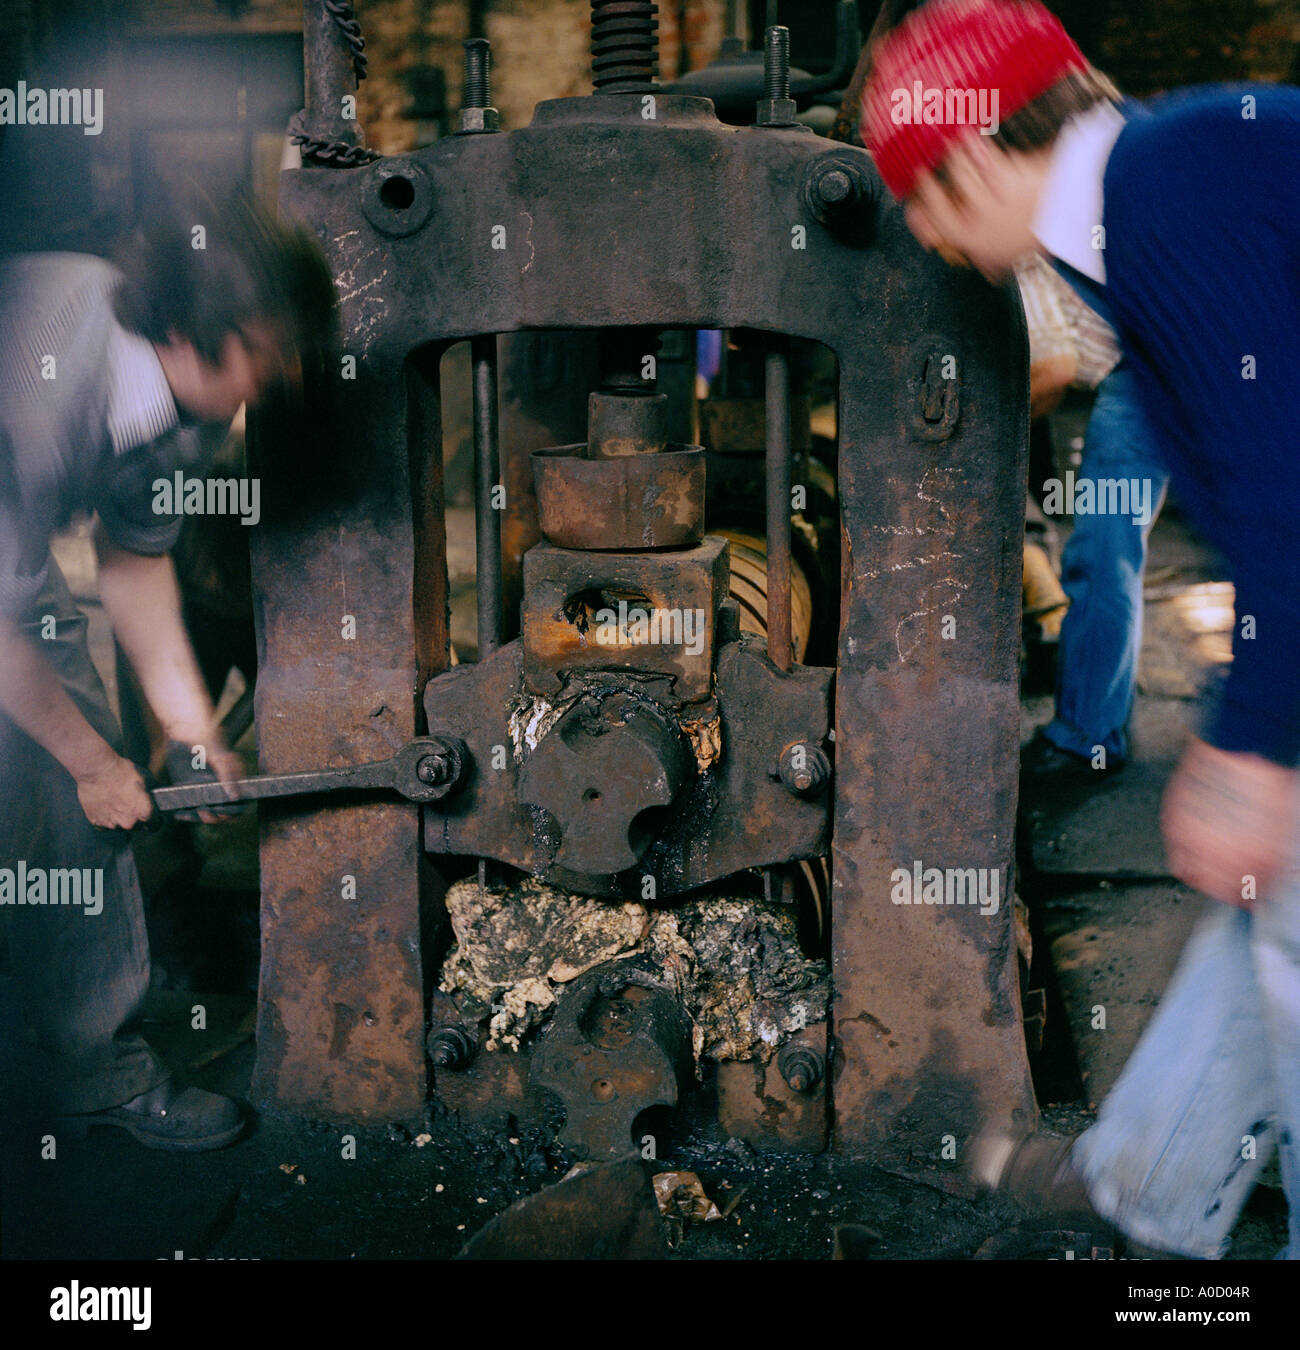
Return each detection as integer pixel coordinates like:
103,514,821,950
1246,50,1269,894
0,562,169,1116
1073,836,1300,1259
1044,366,1169,765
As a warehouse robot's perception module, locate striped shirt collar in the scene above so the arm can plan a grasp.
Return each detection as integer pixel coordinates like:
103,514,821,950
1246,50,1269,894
1032,100,1127,287
105,323,178,456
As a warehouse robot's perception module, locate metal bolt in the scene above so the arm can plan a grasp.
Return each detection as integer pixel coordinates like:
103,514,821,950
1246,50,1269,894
778,1044,824,1094
459,38,500,133
764,25,789,100
778,742,830,797
409,736,468,798
417,753,450,785
464,38,491,107
816,169,853,206
459,106,500,133
428,1025,476,1070
803,159,875,240
755,26,797,127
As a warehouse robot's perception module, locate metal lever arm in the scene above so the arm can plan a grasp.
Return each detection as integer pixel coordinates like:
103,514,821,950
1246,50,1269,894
149,736,468,813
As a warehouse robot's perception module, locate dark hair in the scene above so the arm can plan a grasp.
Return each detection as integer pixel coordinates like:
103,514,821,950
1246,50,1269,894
111,190,337,367
992,68,1121,152
931,67,1120,200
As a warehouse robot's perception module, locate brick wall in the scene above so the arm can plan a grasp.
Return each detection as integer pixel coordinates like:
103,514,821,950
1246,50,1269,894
1052,0,1300,93
115,1,731,154
35,2,1300,161
356,0,728,154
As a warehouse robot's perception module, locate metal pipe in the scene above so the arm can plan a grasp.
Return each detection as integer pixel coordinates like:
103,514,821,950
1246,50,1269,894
303,0,355,123
765,339,793,671
472,334,503,658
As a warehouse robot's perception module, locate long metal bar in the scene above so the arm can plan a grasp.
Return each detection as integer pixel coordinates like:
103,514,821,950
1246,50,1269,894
303,0,353,124
472,333,503,657
149,737,458,812
765,338,793,671
151,760,395,812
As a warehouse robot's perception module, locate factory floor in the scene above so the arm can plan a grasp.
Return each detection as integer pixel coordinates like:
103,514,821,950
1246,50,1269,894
4,507,1287,1261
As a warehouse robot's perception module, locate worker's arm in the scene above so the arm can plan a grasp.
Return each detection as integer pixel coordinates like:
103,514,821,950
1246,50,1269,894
1019,256,1079,419
0,613,154,828
1104,93,1300,906
1161,739,1298,911
93,522,240,818
1028,351,1077,420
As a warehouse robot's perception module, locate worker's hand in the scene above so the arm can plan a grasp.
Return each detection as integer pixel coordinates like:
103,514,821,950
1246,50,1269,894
162,736,243,825
1029,353,1077,420
201,743,244,825
1161,738,1298,909
76,750,156,830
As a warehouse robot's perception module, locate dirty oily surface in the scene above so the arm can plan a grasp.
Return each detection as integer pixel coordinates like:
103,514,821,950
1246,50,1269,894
438,878,828,1059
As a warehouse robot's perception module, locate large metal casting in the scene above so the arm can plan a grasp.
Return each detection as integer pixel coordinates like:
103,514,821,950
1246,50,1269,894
250,1,1034,1158
531,962,694,1159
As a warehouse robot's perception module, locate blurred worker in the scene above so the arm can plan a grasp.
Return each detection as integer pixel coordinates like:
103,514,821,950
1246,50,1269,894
861,0,1300,1258
1017,252,1168,780
0,194,334,1149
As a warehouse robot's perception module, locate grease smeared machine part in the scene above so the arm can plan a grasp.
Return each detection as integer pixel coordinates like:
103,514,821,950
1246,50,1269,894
249,1,1032,1164
530,963,694,1160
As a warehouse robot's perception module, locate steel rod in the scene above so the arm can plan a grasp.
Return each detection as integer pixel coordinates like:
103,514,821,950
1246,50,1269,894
303,0,354,122
472,333,503,658
765,339,793,671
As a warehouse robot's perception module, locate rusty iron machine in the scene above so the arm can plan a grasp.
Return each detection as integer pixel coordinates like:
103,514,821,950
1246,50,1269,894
246,1,1034,1166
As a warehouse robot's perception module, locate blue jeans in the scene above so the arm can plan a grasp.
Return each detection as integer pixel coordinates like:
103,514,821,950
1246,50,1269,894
1072,840,1300,1259
1043,365,1169,765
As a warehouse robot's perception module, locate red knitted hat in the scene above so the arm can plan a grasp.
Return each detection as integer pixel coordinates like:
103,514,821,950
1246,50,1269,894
861,0,1088,199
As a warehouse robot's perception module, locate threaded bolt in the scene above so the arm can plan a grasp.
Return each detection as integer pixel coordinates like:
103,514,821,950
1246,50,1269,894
428,1025,476,1070
464,38,491,108
756,24,797,127
778,742,831,797
764,25,790,100
816,169,852,206
778,1044,824,1094
459,38,500,132
417,753,451,786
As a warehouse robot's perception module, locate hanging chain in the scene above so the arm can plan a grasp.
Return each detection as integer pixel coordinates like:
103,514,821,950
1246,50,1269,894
324,0,369,86
290,110,380,165
291,0,380,166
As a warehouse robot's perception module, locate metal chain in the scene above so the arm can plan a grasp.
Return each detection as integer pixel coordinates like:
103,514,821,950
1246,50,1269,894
290,2,377,166
324,0,369,86
289,110,380,166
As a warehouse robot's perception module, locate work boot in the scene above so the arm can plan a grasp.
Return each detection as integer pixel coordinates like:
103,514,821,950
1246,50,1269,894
1020,729,1126,819
59,1079,245,1152
1021,728,1125,782
970,1129,1104,1230
972,1131,1189,1259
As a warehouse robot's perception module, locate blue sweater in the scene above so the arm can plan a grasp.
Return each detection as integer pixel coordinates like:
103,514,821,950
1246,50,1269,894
1101,85,1300,765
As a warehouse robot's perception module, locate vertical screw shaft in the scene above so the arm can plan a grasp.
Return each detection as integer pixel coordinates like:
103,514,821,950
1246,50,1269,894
590,0,659,94
764,25,790,100
464,37,491,108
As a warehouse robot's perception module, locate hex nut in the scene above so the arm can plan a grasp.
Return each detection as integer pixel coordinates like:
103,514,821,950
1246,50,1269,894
459,106,501,134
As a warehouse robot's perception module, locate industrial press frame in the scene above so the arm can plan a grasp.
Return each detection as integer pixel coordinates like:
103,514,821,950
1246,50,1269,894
247,0,1034,1164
